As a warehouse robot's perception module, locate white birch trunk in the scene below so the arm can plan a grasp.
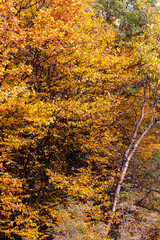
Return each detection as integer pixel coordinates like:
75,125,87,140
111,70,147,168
106,78,160,235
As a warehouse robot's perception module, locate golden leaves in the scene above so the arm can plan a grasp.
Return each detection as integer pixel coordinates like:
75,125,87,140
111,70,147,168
1,0,159,239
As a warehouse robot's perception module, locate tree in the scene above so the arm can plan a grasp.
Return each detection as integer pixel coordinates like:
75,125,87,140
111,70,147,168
105,2,160,235
0,0,130,239
97,0,158,41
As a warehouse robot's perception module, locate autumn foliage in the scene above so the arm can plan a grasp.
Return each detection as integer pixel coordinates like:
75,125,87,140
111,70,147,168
0,0,159,239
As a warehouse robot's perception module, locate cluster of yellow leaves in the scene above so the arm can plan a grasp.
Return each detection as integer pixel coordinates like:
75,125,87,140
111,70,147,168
0,0,125,238
0,0,159,239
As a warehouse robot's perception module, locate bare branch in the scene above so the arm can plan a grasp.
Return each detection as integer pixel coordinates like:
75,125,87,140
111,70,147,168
136,174,160,205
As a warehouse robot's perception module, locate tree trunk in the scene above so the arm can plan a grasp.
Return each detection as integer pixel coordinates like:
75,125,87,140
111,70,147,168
106,78,160,235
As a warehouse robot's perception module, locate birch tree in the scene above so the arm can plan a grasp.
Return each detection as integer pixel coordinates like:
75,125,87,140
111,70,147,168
106,4,160,234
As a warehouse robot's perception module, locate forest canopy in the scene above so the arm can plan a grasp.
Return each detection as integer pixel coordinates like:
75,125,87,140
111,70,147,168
0,0,160,239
